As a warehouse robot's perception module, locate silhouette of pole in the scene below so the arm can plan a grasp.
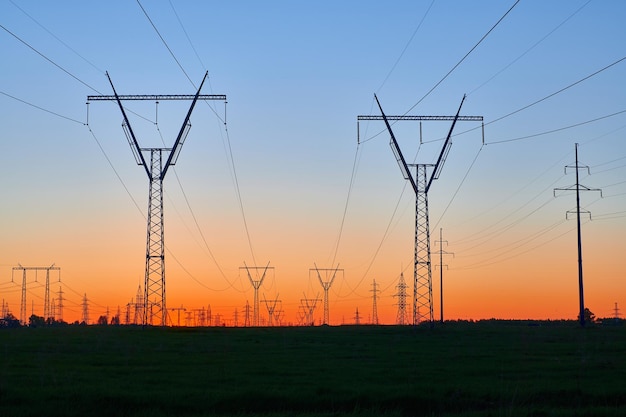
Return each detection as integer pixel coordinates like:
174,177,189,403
434,228,454,323
554,143,602,327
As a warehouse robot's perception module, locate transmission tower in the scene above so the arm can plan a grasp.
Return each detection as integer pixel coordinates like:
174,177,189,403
370,279,379,325
262,294,281,327
233,308,239,327
554,143,602,327
354,307,361,325
240,262,273,326
81,293,89,325
57,286,64,322
88,72,225,326
243,300,251,327
133,285,143,325
434,228,454,323
311,264,343,325
12,264,60,324
614,302,621,320
394,272,410,325
360,95,482,326
169,305,185,326
300,293,321,326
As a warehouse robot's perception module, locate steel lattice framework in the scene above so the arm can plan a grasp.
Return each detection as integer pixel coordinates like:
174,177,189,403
88,71,225,326
363,95,482,326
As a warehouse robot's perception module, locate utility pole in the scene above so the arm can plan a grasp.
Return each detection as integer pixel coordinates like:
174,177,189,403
88,72,225,326
394,272,410,325
434,228,454,323
554,143,602,327
370,279,379,325
360,96,482,326
311,264,343,325
241,262,273,326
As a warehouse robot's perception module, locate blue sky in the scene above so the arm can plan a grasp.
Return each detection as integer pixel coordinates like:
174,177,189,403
1,0,625,323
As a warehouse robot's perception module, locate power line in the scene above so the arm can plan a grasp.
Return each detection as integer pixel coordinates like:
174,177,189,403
404,0,521,115
1,91,83,124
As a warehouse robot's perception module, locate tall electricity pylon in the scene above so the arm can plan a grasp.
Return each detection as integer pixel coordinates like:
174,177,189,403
88,72,225,326
241,262,273,326
311,264,343,325
554,143,602,327
360,95,482,326
434,228,454,323
81,293,89,325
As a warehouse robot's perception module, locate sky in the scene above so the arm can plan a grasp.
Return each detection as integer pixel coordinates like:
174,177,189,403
1,0,625,325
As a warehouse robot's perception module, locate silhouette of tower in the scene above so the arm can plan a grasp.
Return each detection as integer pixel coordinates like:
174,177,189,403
311,264,342,325
354,307,361,325
57,286,64,322
241,262,273,326
243,300,251,327
362,96,481,325
81,293,89,325
262,294,281,327
371,279,379,325
554,143,602,327
394,272,410,325
89,73,225,326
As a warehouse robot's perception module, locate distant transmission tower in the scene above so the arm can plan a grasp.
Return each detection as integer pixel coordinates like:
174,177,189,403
57,286,64,322
554,143,602,327
394,272,410,325
300,293,321,326
371,279,379,325
12,264,60,324
133,285,143,325
262,294,281,327
88,72,225,326
311,264,343,325
614,302,621,320
354,307,361,325
241,262,273,326
81,293,89,325
434,228,454,323
243,300,251,327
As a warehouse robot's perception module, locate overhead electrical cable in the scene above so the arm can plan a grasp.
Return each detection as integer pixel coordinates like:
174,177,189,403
8,0,104,74
375,0,436,93
403,0,520,115
468,0,592,95
137,0,258,271
1,91,83,124
0,23,99,93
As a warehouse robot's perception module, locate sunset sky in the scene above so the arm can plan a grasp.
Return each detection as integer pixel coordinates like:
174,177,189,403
1,0,625,325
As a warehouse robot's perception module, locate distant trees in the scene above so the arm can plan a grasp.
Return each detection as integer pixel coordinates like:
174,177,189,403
578,308,596,325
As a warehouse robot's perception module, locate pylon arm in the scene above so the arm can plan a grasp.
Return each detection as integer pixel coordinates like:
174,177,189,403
374,94,418,194
426,94,466,193
87,94,226,101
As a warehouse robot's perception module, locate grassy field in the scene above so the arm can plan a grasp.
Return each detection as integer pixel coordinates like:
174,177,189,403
0,321,625,416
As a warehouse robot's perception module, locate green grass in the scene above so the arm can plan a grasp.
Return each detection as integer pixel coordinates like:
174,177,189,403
0,321,625,416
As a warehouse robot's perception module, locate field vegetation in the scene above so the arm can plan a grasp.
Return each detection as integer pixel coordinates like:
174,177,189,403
0,320,625,416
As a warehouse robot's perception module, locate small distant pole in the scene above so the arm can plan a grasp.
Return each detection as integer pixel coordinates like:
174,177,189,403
554,143,602,327
434,228,454,323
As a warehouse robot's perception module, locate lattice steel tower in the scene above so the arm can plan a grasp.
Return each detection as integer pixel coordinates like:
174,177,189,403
88,72,225,326
360,95,482,325
241,263,273,326
311,264,342,325
394,272,410,325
